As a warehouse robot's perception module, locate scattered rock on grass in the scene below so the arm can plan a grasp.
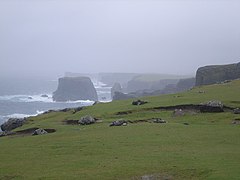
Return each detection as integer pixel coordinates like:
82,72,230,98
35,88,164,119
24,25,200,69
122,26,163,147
152,118,166,123
32,128,48,136
78,115,95,125
109,120,128,127
132,100,148,106
233,108,240,114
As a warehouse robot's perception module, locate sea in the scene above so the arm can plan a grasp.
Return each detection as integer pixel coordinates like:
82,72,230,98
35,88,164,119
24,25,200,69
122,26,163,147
0,77,111,130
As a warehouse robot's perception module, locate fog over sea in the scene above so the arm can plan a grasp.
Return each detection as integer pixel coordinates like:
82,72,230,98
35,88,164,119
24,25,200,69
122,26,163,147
0,77,111,129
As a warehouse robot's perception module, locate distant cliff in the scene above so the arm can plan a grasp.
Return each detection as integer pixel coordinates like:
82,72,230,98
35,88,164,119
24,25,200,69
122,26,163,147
196,62,240,86
113,77,195,100
53,77,98,102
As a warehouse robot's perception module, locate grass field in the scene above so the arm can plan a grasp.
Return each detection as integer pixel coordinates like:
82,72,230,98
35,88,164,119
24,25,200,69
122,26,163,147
0,80,240,179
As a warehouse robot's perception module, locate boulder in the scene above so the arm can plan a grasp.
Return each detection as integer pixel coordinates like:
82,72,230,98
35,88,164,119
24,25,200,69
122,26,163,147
109,120,128,127
32,128,48,136
152,118,166,123
53,77,98,102
196,62,240,86
132,100,148,106
233,108,240,114
1,118,26,132
78,115,96,125
200,100,224,113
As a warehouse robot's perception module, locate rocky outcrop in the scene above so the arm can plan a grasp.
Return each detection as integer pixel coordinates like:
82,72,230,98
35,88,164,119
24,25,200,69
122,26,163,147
1,118,26,132
196,62,240,86
53,77,98,102
200,100,224,113
111,83,122,98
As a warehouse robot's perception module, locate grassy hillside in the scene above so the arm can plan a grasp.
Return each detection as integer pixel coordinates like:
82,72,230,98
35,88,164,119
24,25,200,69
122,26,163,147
0,80,240,179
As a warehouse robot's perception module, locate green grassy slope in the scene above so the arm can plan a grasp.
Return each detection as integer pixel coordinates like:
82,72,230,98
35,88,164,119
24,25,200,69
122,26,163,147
0,80,240,179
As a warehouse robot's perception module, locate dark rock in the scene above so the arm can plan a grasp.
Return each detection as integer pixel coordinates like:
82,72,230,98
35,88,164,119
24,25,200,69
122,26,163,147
41,94,48,98
1,118,26,131
78,115,95,125
109,120,128,126
200,100,224,113
132,99,148,106
233,108,240,114
183,122,189,125
111,82,122,98
152,118,166,123
28,96,33,99
53,77,98,102
32,128,48,135
196,62,240,86
173,109,185,116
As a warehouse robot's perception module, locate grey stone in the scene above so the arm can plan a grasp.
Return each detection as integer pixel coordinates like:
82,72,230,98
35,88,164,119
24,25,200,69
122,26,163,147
233,108,240,114
78,115,95,125
32,128,48,136
109,120,128,127
152,118,166,123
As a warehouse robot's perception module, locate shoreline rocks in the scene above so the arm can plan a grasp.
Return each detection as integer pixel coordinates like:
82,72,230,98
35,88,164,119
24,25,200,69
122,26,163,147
1,118,26,132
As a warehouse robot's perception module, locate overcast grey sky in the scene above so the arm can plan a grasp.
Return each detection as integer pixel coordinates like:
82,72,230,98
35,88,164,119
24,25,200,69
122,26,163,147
0,0,240,77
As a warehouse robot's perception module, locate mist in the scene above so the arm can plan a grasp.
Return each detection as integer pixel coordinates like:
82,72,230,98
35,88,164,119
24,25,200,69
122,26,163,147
0,0,240,78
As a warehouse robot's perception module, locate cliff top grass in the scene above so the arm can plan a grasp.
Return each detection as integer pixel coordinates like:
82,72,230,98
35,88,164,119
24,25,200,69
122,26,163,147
0,80,240,179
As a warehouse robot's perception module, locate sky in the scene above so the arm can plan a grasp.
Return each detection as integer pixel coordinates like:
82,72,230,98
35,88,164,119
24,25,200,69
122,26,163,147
0,0,240,78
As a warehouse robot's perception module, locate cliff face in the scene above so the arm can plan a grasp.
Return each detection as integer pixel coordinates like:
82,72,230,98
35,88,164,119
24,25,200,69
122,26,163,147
111,82,122,98
196,62,240,86
53,77,98,102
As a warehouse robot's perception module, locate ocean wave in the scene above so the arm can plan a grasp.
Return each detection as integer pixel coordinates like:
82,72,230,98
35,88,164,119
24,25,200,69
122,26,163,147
0,94,97,104
6,110,44,118
0,94,53,103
